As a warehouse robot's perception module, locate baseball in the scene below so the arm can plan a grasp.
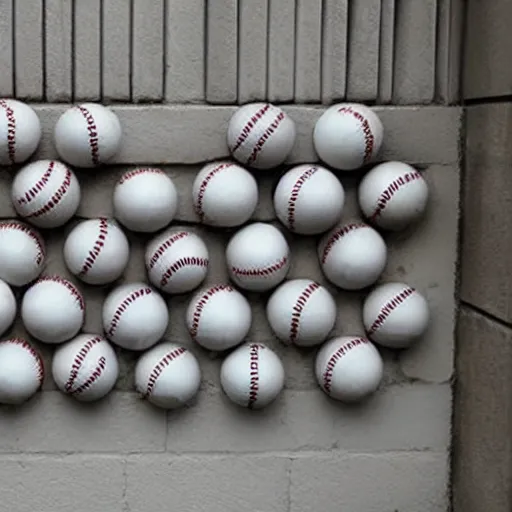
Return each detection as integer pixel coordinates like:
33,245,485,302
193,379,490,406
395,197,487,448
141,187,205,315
11,159,81,228
313,103,384,170
102,282,169,351
52,333,119,402
273,164,345,235
192,161,258,227
363,282,430,349
113,168,178,233
21,275,85,344
186,284,252,351
0,338,44,405
315,336,383,402
0,279,16,337
63,217,130,285
0,220,45,286
220,342,285,409
135,342,201,409
145,228,209,294
319,222,387,290
358,161,429,231
226,222,290,292
266,279,336,347
54,103,122,168
0,98,41,165
227,102,296,169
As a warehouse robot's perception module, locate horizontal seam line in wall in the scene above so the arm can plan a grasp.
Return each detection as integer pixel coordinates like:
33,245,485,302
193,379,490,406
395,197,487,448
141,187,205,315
464,95,512,106
460,301,512,329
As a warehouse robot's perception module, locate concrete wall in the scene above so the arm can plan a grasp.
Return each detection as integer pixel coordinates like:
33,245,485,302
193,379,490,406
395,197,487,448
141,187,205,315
0,1,463,511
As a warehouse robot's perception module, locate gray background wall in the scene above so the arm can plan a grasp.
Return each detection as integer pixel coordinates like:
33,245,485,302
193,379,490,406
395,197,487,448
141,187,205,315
0,1,465,511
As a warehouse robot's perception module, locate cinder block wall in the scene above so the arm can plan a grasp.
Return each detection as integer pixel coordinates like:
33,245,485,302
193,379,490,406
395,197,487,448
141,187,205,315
0,1,462,511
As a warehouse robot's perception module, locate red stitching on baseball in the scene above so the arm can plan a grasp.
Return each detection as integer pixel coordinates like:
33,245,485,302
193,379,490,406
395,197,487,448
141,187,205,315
78,218,108,277
231,104,271,153
369,171,423,221
0,222,45,265
3,338,44,386
246,111,286,166
337,106,375,164
145,346,187,396
64,336,103,392
148,231,190,270
189,284,234,339
35,275,85,310
195,163,234,222
107,286,153,338
289,282,320,344
323,337,368,393
0,99,16,164
287,166,318,230
231,256,288,277
118,168,164,185
248,343,266,409
76,105,100,166
160,257,208,288
71,357,106,395
321,223,367,264
367,287,415,335
16,161,55,205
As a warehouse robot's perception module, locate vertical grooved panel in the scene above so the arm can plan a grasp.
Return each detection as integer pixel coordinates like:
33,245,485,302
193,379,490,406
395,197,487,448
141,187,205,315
0,0,13,97
377,0,395,103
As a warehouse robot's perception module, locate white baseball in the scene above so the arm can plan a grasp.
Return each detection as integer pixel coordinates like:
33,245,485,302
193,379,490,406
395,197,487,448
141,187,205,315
226,222,290,292
0,279,16,337
54,103,122,168
313,103,384,171
113,168,178,233
102,282,169,351
0,220,45,286
52,333,119,402
358,161,429,231
145,229,209,294
192,161,258,227
220,342,285,409
135,342,201,409
266,279,336,347
273,164,345,235
63,217,130,285
0,338,44,405
227,102,296,169
363,282,430,349
315,336,383,402
11,159,81,228
186,284,252,351
0,99,41,165
21,275,85,344
319,222,387,290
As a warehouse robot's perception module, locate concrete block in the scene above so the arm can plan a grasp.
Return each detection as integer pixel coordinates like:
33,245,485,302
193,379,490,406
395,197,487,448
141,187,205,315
165,0,205,103
206,0,238,104
14,0,44,100
453,307,512,512
126,455,289,512
346,0,380,102
461,104,512,322
290,452,449,512
0,0,13,96
102,0,131,102
267,0,295,102
0,392,166,453
0,455,125,512
294,0,322,103
73,0,101,100
0,170,15,217
377,0,395,103
132,0,164,102
393,0,437,104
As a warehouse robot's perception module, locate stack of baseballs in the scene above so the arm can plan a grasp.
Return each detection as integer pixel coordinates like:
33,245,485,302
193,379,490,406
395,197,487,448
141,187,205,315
0,98,431,411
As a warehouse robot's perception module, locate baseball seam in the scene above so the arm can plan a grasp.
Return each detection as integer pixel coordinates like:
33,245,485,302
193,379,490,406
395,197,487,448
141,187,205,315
78,218,108,277
145,346,187,396
194,163,234,222
287,167,318,230
0,99,16,164
321,223,367,264
147,231,190,269
118,168,164,185
160,256,208,288
0,222,45,265
289,282,320,344
5,338,44,386
16,161,56,205
189,284,234,339
70,356,106,395
246,111,286,166
248,343,263,409
35,275,85,310
64,336,103,392
367,287,415,335
230,104,271,153
337,106,375,164
231,256,288,278
107,286,153,338
323,337,368,394
76,106,100,166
